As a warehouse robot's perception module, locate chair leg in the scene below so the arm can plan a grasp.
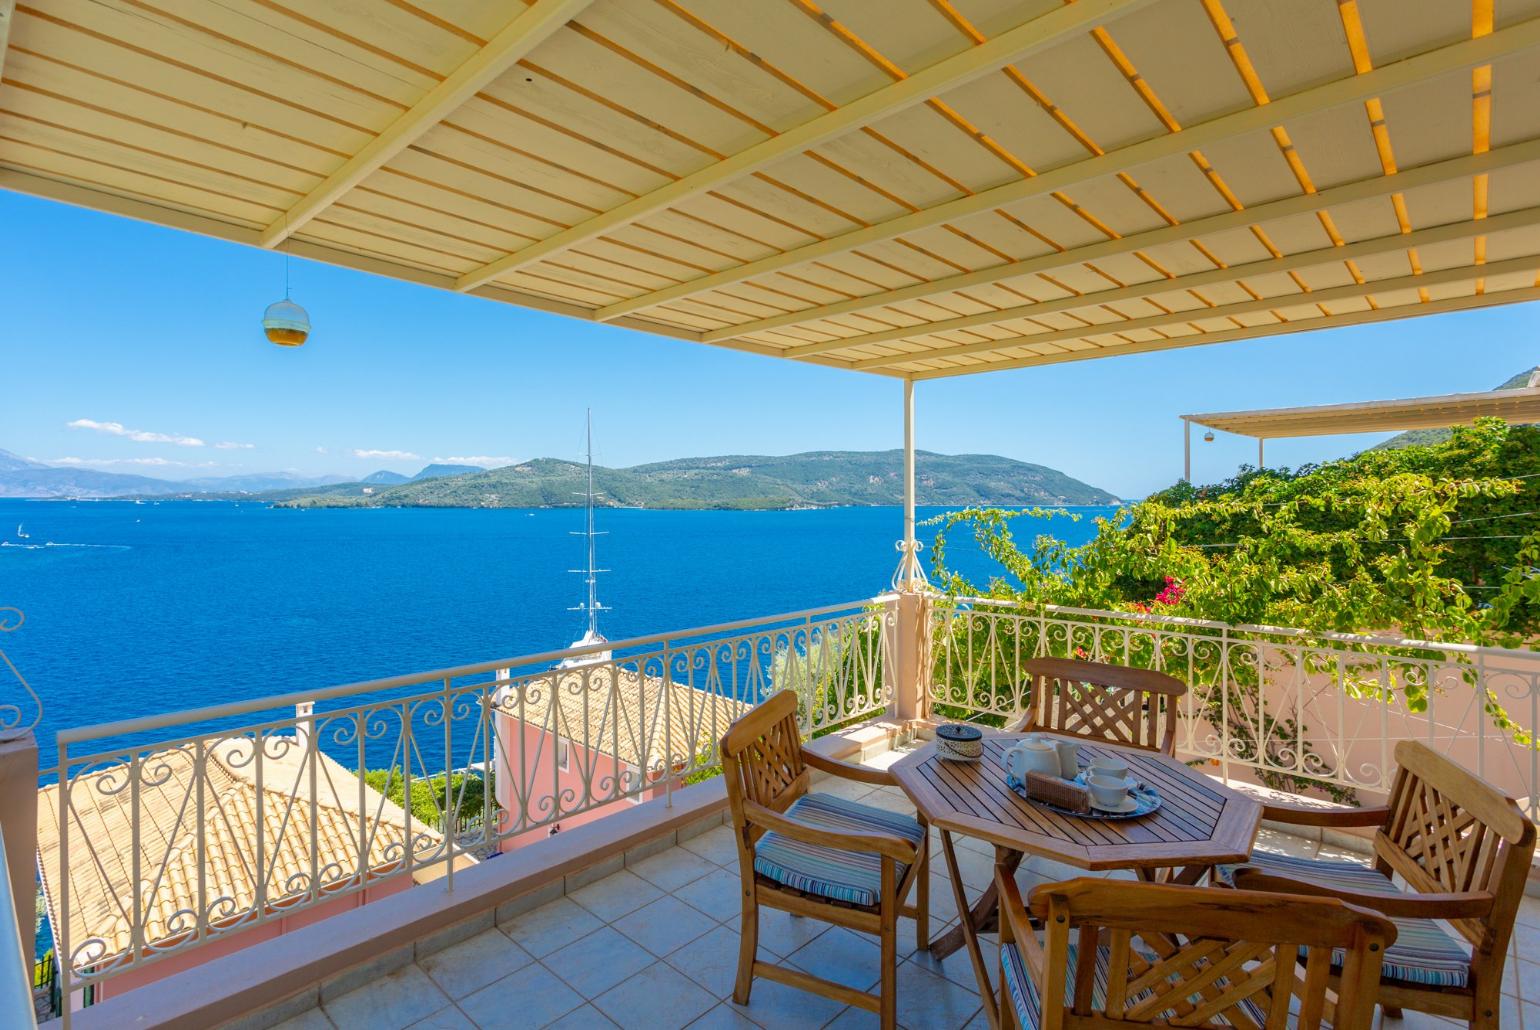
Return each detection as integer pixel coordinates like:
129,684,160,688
1471,977,1502,1029
734,885,758,1005
916,827,930,952
881,860,899,1030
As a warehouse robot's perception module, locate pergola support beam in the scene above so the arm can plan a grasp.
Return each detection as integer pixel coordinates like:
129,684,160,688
864,253,1540,372
259,0,594,249
906,285,1540,380
763,146,1540,358
599,16,1540,323
452,0,1157,293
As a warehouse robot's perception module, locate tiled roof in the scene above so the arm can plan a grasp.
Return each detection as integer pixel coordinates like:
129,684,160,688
497,667,751,771
37,736,444,969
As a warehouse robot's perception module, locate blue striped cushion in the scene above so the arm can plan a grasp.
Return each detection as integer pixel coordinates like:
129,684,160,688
1001,940,1267,1027
1215,850,1470,988
752,792,924,907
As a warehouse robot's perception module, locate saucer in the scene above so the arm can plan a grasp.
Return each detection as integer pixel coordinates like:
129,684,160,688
1074,771,1137,791
1090,794,1139,814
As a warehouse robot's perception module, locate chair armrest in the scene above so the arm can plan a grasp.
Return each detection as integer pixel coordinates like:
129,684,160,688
1232,868,1495,919
997,869,1046,979
743,800,917,864
1259,802,1391,828
802,748,895,787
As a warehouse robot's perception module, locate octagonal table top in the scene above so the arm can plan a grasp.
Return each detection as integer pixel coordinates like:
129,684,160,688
891,733,1261,871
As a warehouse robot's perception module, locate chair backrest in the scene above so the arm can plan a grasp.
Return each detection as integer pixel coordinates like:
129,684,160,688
1018,658,1186,755
719,690,809,844
1025,879,1394,1030
1376,740,1537,957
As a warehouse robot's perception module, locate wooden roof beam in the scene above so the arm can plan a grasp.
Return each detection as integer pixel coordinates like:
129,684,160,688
903,284,1540,380
259,0,594,250
606,16,1540,324
452,0,1159,293
0,0,15,84
861,253,1540,371
812,196,1540,362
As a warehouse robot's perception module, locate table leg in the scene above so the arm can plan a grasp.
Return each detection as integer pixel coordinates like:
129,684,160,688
930,847,1022,960
1134,864,1210,886
938,830,999,1030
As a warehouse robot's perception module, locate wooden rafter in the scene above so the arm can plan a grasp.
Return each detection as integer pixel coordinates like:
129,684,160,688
786,200,1540,361
905,285,1540,380
594,17,1540,323
451,0,1159,294
855,252,1540,370
0,0,14,85
258,0,595,249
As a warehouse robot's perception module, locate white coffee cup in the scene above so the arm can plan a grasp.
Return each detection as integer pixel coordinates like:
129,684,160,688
1088,755,1129,781
1053,739,1080,779
1087,773,1129,809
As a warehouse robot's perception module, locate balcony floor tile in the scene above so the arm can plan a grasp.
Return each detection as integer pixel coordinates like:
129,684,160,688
568,868,665,922
592,961,718,1030
500,896,604,958
456,962,585,1029
545,925,655,996
679,825,741,867
324,962,452,1030
419,928,533,999
406,1006,476,1030
674,866,746,923
613,894,719,957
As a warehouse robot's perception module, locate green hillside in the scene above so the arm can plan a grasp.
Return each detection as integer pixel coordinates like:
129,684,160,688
1375,368,1537,450
275,450,1119,511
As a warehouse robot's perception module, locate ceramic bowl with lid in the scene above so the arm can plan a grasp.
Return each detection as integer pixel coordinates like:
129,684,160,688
935,723,984,762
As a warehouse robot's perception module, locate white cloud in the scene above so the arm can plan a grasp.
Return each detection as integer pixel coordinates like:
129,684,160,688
433,455,514,467
352,448,420,461
46,456,220,468
67,418,205,447
314,446,328,455
214,441,254,450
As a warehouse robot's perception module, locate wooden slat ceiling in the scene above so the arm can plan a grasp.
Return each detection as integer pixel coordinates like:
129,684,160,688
1185,384,1540,438
3,0,1540,379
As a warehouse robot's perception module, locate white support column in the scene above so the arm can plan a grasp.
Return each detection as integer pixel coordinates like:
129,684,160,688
1258,438,1265,470
1183,420,1192,484
892,380,929,725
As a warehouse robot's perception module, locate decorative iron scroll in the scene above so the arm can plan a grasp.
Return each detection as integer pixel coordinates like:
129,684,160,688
0,607,41,739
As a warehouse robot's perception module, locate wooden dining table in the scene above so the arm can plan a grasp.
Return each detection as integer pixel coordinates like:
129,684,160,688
890,733,1262,1027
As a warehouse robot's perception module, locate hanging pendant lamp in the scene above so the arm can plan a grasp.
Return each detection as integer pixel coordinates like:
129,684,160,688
262,232,310,347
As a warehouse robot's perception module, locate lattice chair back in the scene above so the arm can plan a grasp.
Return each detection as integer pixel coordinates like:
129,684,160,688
1025,879,1394,1030
1378,740,1536,958
1019,658,1186,755
720,690,809,844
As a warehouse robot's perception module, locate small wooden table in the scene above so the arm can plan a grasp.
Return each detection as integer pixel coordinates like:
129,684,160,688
891,734,1261,1027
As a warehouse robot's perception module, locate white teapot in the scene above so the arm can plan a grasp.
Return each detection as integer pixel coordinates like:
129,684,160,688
1006,737,1061,780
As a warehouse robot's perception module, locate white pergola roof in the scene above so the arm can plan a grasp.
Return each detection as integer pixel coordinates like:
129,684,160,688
1184,383,1540,439
2,0,1540,379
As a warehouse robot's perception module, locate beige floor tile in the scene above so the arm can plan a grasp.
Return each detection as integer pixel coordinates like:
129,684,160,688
592,963,719,1030
675,867,744,923
405,1006,476,1030
324,963,452,1030
542,1004,619,1029
1253,826,1319,859
569,869,665,922
613,895,719,957
420,928,533,1000
501,896,603,958
668,923,750,997
813,777,874,801
909,933,998,994
545,926,654,997
757,907,833,958
680,826,741,867
458,963,585,1029
897,959,983,1029
786,926,882,992
685,1002,761,1029
271,1009,336,1030
730,976,846,1029
630,846,720,892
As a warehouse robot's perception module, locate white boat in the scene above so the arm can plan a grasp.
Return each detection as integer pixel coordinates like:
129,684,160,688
557,411,613,669
15,524,28,540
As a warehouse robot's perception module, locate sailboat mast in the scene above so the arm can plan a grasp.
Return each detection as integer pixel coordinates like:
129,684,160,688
584,409,599,639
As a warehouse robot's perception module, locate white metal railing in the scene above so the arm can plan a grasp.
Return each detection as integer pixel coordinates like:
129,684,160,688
0,827,37,1030
47,597,893,1008
930,597,1539,817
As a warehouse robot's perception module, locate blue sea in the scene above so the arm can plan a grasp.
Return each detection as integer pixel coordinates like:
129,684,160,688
0,500,1114,774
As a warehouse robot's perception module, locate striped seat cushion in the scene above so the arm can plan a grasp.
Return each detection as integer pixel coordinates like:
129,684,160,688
752,792,924,908
1001,939,1266,1028
1215,850,1470,988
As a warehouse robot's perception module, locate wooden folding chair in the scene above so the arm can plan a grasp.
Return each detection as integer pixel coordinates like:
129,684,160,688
1225,740,1536,1027
1009,657,1186,755
996,873,1395,1030
720,691,929,1030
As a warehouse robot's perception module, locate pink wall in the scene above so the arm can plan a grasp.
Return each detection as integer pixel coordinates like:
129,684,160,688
493,712,667,851
82,876,414,1007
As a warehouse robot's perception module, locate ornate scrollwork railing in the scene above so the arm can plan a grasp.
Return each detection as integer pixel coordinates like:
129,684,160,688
46,597,895,999
0,607,41,740
929,597,1539,816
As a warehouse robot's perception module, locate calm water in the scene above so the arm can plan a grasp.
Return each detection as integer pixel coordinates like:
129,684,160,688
0,501,1113,773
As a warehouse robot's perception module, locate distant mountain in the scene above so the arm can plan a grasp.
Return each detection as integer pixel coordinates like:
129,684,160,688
1375,368,1538,450
362,470,411,485
412,463,486,481
276,450,1119,511
0,454,350,499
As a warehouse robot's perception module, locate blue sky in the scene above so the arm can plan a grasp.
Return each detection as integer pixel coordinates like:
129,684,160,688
3,189,1537,499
